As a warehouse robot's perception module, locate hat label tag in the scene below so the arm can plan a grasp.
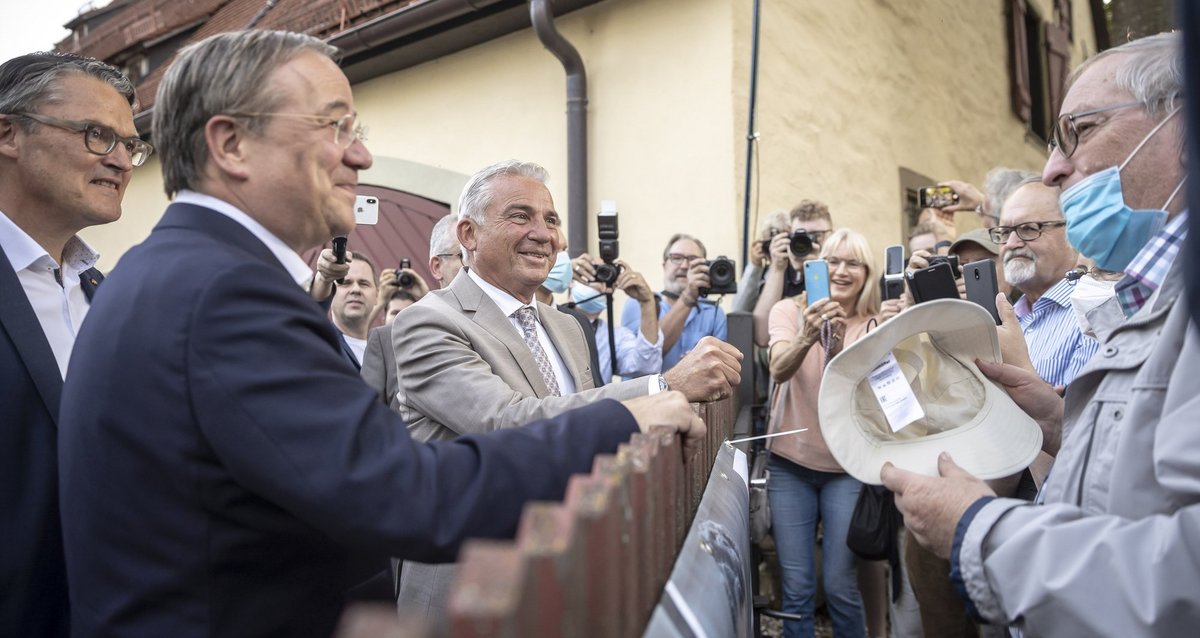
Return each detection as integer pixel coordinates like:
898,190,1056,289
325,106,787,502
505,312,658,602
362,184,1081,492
867,352,925,432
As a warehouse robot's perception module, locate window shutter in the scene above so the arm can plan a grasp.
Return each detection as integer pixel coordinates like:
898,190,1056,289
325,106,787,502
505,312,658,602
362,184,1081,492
1008,0,1032,124
1055,0,1074,42
1045,23,1071,122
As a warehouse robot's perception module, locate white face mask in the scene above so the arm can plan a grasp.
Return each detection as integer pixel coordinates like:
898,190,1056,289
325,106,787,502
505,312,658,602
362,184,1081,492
1069,275,1117,339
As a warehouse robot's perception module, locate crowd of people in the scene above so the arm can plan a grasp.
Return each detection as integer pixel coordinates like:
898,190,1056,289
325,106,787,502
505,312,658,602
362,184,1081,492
1,22,1198,638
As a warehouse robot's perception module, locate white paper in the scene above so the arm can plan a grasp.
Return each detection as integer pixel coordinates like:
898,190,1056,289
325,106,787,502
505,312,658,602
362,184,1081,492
867,352,924,432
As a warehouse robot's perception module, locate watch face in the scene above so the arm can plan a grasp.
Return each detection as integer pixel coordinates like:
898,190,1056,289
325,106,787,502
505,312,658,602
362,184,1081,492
658,375,669,392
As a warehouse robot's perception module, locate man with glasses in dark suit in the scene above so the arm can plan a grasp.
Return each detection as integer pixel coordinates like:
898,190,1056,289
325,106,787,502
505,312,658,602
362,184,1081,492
0,52,147,638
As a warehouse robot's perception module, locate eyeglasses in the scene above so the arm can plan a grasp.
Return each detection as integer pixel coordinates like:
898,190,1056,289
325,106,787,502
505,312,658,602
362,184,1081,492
988,221,1067,244
227,111,367,148
11,112,154,166
1048,100,1144,158
665,253,703,265
825,257,865,272
435,252,461,261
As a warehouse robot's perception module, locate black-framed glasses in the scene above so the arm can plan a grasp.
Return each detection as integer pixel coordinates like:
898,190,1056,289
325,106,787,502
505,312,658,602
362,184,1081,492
435,252,461,261
800,229,832,243
227,111,367,148
1048,100,1144,158
988,221,1067,244
11,112,154,166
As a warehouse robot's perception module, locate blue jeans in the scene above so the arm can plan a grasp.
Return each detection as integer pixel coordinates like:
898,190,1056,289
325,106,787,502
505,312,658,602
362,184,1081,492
768,455,865,638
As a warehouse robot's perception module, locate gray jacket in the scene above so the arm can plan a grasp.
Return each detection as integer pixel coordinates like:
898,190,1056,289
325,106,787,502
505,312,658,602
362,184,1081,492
956,256,1200,636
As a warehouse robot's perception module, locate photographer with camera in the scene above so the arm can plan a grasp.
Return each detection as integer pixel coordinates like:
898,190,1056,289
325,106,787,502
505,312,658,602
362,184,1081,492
568,254,662,384
730,210,789,314
371,260,430,325
748,200,834,347
621,234,729,371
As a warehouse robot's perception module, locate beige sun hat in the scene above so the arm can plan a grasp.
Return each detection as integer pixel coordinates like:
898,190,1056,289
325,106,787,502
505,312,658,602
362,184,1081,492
818,299,1041,485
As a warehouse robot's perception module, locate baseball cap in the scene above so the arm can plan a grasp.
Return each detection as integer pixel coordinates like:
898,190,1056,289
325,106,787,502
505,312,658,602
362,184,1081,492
818,299,1041,485
948,228,1001,257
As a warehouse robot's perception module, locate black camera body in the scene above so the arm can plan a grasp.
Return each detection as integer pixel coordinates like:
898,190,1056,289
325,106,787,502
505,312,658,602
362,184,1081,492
397,258,415,287
593,262,623,287
789,230,816,257
700,256,737,296
927,254,961,279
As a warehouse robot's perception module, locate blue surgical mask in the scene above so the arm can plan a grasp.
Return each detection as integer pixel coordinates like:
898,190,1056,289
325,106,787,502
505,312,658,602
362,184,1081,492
1059,107,1184,272
542,251,572,294
570,285,607,314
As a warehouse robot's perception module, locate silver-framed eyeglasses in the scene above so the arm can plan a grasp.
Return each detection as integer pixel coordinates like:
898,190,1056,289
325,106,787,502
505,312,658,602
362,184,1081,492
988,221,1067,244
666,253,703,265
825,257,865,271
11,112,154,166
227,111,367,148
1047,100,1144,158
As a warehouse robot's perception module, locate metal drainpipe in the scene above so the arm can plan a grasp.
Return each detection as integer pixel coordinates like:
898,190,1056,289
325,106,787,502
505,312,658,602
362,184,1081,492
529,0,588,257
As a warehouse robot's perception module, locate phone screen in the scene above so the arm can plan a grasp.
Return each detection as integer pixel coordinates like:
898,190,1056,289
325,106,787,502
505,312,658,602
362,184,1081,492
884,245,905,275
918,186,958,210
804,259,830,306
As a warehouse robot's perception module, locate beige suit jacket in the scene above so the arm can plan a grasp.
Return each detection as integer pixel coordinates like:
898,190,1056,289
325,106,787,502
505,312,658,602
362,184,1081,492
390,271,649,621
391,270,648,443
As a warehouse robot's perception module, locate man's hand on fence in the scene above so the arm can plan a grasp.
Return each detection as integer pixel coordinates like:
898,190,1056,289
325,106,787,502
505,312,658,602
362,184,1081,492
664,336,743,402
622,391,706,455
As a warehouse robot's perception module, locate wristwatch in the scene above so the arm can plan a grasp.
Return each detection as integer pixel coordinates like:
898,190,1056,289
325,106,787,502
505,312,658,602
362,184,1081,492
658,375,669,393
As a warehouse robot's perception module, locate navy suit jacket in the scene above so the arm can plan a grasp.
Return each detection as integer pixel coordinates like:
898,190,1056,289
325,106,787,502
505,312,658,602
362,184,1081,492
58,203,637,638
0,242,101,638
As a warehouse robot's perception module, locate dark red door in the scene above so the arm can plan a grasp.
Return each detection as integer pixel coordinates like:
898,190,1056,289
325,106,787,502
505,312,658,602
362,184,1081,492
302,184,452,286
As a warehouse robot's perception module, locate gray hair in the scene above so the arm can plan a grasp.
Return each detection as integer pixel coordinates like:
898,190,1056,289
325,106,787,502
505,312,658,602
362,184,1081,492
0,52,135,133
757,209,789,240
1067,32,1182,119
662,233,707,261
456,160,549,225
428,214,460,256
984,167,1041,218
153,30,339,197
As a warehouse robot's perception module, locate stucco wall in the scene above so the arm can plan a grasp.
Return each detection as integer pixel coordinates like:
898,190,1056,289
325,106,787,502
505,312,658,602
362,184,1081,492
351,0,736,295
731,0,1099,258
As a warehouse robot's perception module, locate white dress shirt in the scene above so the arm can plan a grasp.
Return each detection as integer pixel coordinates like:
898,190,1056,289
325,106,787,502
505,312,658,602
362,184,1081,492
468,269,576,395
0,209,98,378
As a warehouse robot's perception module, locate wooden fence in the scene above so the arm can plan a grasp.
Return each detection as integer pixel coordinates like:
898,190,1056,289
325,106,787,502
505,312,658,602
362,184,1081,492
379,397,738,637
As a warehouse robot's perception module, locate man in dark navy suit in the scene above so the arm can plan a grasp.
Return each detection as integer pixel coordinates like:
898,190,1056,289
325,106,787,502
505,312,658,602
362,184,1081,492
0,53,146,637
58,30,703,638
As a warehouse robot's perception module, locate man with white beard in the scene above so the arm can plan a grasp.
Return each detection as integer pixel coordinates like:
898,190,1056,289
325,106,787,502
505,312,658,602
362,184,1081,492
989,179,1098,386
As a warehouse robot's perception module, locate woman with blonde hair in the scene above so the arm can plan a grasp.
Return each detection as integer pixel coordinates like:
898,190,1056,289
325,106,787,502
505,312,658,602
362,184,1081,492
765,229,902,637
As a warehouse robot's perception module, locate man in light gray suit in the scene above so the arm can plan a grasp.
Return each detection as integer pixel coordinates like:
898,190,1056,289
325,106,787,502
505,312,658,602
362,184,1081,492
392,160,743,618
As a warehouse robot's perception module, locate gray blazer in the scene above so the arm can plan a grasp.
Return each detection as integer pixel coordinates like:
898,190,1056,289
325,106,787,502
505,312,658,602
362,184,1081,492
956,255,1200,635
391,270,647,443
360,324,396,406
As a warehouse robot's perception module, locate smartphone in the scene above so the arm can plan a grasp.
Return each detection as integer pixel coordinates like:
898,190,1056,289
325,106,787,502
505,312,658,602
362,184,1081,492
354,195,379,225
905,262,959,304
804,259,830,306
918,186,959,209
880,244,906,301
963,259,1001,324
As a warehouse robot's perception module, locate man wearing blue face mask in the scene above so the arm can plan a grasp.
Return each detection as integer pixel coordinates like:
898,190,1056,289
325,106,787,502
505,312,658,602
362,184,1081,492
881,32,1200,636
563,255,663,384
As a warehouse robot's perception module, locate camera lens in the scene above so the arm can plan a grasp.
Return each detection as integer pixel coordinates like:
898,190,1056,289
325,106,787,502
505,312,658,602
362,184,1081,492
398,272,415,287
789,231,814,257
711,260,733,285
593,263,621,286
